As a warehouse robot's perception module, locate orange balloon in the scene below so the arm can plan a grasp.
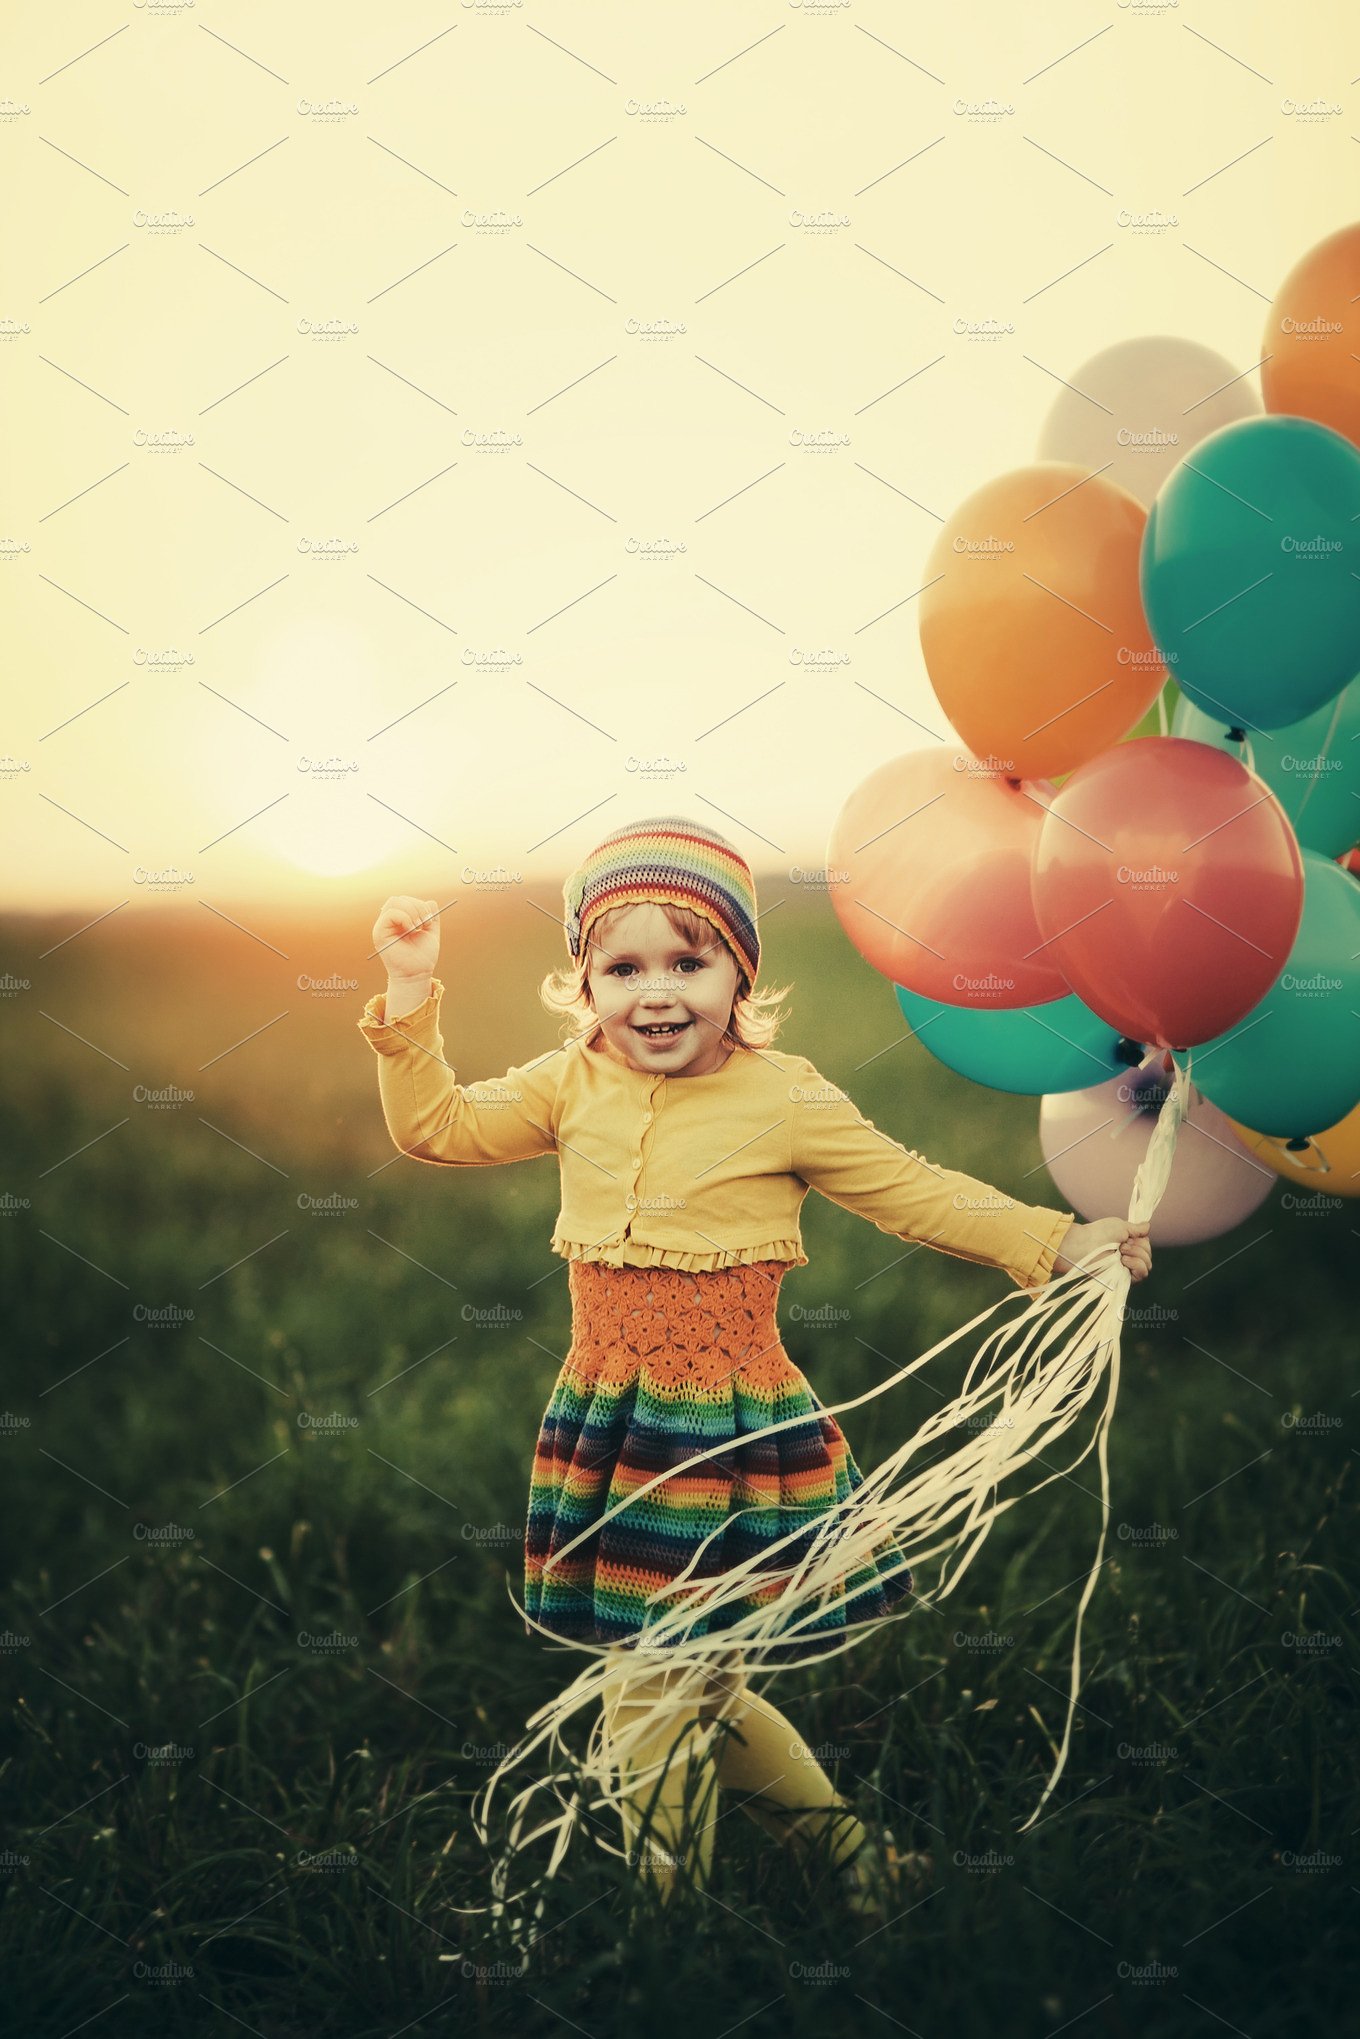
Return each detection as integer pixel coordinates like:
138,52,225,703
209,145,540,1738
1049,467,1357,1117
920,463,1167,781
1225,1102,1360,1199
1261,224,1360,449
827,748,1069,1008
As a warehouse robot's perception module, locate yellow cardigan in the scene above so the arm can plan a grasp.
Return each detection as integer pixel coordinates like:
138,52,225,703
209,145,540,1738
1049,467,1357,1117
357,977,1074,1292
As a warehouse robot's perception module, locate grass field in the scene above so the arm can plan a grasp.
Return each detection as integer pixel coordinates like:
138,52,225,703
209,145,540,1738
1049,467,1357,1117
1,890,1355,2038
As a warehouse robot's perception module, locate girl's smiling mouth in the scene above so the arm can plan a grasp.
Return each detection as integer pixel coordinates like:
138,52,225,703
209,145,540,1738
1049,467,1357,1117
632,1020,692,1043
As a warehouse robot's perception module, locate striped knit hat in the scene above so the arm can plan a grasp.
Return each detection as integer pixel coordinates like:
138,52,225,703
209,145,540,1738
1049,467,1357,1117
563,816,760,985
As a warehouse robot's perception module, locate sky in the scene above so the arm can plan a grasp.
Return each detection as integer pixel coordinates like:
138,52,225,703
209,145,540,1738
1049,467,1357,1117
1,0,1354,914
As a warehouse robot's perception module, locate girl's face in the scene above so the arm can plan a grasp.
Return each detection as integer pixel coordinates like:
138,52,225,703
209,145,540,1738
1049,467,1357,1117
585,902,742,1076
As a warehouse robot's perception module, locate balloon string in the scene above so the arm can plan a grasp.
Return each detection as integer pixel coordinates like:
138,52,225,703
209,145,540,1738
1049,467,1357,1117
1108,1041,1180,1143
1270,1133,1331,1176
1015,1045,1189,1834
1222,723,1257,774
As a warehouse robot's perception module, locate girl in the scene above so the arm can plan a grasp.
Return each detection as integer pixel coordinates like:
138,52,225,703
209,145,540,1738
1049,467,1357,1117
359,816,1152,1927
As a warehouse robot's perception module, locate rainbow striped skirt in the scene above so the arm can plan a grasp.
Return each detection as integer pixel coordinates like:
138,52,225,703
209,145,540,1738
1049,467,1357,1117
523,1258,915,1657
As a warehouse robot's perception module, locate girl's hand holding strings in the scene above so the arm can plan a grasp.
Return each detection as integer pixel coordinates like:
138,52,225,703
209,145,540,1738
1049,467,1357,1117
1052,1217,1153,1284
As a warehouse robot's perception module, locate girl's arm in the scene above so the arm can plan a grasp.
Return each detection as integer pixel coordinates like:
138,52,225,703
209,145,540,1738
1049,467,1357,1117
385,970,433,1023
788,1056,1072,1292
359,895,562,1167
358,979,562,1167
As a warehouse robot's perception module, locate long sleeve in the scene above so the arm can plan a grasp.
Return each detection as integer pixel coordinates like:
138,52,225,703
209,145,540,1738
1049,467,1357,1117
357,976,563,1167
788,1058,1073,1292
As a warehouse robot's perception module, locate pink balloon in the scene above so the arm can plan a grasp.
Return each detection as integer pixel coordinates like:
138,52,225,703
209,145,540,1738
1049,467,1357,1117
1030,736,1305,1050
1039,1061,1277,1245
827,748,1069,1008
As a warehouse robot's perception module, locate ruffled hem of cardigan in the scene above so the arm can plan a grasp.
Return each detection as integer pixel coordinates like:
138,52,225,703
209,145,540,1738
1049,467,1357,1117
550,1233,809,1272
1017,1206,1075,1293
357,978,444,1047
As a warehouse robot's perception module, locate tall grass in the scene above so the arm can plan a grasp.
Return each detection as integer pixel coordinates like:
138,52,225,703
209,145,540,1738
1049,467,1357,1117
1,895,1354,2036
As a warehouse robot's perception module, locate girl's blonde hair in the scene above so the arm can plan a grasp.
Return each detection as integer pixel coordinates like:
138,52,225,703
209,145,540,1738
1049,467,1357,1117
538,900,792,1054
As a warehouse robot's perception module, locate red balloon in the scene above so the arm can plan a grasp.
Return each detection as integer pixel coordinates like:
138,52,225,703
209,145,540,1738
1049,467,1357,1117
1030,736,1304,1049
828,749,1070,1008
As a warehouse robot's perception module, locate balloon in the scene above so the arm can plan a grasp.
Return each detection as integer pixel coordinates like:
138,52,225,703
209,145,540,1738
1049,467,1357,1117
1261,224,1360,449
1226,1098,1360,1197
893,981,1133,1095
1172,675,1360,857
1030,736,1305,1050
1038,337,1261,509
1170,851,1360,1140
919,463,1166,780
827,749,1069,1008
1140,414,1360,729
1039,1062,1277,1245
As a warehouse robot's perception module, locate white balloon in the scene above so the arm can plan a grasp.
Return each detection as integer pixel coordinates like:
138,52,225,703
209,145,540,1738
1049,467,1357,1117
1039,1060,1276,1245
1037,337,1261,509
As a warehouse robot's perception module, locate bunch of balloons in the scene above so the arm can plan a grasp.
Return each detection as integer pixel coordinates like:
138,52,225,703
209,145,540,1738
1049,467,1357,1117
829,226,1360,1245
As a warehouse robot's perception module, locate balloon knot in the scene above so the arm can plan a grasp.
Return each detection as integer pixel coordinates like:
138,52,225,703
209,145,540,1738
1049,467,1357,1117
1113,1037,1145,1067
1284,1136,1311,1153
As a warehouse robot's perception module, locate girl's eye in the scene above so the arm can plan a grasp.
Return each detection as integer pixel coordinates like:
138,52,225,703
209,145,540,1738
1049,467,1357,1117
609,958,702,976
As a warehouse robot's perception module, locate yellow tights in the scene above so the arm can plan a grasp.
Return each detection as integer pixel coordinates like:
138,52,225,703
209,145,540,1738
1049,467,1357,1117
598,1649,867,1900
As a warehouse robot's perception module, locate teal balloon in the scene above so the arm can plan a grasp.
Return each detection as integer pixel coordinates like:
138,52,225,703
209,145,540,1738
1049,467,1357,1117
1173,677,1360,857
1141,415,1360,729
1171,851,1360,1139
894,982,1130,1096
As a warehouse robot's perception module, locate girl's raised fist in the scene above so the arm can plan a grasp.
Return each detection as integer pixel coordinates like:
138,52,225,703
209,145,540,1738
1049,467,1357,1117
373,895,441,980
